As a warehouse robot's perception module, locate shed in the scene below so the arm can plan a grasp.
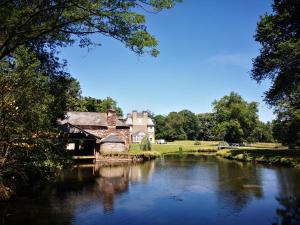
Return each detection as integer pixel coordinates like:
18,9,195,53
100,134,126,153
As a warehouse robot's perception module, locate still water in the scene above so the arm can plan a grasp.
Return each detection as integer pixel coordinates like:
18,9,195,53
1,155,300,225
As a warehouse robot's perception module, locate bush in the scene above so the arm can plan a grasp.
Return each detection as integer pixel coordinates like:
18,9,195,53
219,141,229,147
140,136,152,151
179,147,183,153
194,141,201,145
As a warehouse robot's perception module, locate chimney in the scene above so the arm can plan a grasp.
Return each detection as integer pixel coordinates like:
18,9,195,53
107,107,117,127
143,111,148,118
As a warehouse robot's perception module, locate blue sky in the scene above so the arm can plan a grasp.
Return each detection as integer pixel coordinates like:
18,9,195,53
60,0,274,122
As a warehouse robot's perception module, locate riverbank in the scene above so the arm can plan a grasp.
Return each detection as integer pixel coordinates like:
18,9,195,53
216,149,300,168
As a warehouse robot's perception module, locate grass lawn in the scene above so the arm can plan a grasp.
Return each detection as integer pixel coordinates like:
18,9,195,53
128,141,287,156
129,140,219,155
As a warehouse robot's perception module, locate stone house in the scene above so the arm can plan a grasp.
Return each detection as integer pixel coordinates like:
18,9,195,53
125,111,155,143
58,109,130,160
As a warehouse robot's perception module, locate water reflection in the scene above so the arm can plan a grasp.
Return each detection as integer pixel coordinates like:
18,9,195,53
273,168,300,225
216,157,263,212
273,196,300,225
94,161,154,212
1,156,300,225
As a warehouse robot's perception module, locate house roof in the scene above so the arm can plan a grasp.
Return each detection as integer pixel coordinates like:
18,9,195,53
100,134,125,143
61,123,102,140
58,112,128,127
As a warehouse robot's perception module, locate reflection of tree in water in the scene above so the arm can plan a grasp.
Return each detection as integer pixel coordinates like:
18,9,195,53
276,168,300,198
273,168,300,225
273,196,300,225
216,158,263,212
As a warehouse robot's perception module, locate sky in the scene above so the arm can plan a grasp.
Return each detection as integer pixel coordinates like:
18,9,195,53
60,0,274,122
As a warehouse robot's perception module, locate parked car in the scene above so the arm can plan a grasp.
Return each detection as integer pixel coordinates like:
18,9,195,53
156,139,167,144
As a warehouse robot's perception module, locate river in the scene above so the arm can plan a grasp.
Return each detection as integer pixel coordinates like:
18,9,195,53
1,154,300,225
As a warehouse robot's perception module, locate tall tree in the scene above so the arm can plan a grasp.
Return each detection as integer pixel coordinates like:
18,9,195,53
197,113,218,141
178,110,199,140
213,92,259,143
153,115,167,139
0,0,181,60
252,0,300,148
0,47,73,189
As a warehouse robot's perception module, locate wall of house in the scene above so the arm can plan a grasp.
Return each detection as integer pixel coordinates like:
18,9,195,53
132,111,148,134
126,111,156,143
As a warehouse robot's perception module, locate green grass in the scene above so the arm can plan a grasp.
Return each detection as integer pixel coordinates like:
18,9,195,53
129,141,218,155
127,140,294,160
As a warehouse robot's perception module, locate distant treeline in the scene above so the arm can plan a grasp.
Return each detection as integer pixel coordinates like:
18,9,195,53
154,92,274,143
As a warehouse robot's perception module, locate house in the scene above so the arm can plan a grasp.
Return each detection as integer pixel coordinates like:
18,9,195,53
125,111,155,143
58,108,130,160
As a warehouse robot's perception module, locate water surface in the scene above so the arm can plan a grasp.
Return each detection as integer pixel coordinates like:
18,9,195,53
1,155,300,225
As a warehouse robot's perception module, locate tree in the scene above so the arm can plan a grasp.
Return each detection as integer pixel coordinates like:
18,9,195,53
153,115,167,139
252,0,300,148
272,106,300,148
0,0,181,60
165,112,187,141
0,47,72,196
178,110,199,140
197,113,218,141
250,121,274,143
140,136,151,151
213,92,259,143
69,96,123,116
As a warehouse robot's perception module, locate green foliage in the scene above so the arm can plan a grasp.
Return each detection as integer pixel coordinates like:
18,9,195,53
252,0,300,148
154,100,272,143
0,0,181,60
197,113,218,141
250,121,274,143
0,47,73,196
68,96,123,116
219,141,229,147
140,136,152,151
178,146,183,153
272,105,300,149
178,110,199,140
213,92,260,143
154,111,198,141
194,141,201,145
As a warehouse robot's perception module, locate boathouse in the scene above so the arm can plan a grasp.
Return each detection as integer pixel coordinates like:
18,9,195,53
58,108,130,160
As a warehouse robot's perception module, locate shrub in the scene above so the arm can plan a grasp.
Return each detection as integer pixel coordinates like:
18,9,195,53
194,141,201,145
219,141,229,147
179,147,183,153
140,136,152,151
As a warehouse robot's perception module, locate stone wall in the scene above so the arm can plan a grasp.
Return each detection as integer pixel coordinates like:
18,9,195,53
100,143,126,154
